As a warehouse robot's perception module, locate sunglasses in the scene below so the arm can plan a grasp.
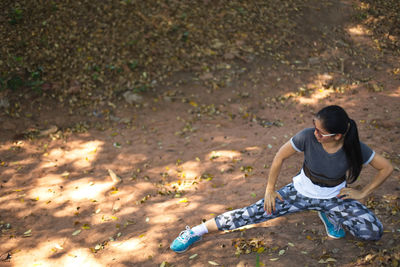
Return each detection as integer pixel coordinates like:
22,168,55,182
312,119,336,137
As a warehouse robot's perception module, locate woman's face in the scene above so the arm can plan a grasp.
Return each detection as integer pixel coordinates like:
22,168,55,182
313,118,336,142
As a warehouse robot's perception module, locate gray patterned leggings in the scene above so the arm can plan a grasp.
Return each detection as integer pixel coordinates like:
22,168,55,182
215,183,383,240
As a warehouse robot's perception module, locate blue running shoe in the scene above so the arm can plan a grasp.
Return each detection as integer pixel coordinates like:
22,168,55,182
318,211,345,239
170,226,202,253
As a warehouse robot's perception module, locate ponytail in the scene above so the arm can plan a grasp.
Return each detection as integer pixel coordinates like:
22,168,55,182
316,105,363,184
343,119,363,183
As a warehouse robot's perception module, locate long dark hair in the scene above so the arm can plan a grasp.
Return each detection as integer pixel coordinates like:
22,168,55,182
316,105,362,184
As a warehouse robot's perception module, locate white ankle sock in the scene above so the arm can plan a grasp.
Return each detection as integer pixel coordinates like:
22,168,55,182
191,223,208,236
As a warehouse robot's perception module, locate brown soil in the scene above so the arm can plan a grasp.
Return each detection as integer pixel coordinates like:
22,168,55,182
1,0,399,266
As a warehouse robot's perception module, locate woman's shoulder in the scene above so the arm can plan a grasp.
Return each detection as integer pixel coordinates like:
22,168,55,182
291,128,315,150
294,127,314,137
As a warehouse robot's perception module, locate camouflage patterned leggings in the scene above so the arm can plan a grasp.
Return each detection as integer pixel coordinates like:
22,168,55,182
214,183,383,240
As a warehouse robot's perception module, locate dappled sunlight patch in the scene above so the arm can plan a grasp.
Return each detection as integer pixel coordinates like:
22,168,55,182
0,157,37,180
166,178,199,192
40,160,61,169
6,156,36,168
157,161,203,179
150,160,207,193
281,73,354,105
109,230,167,261
23,175,118,208
150,152,242,195
179,170,198,180
150,197,190,211
281,84,337,105
50,202,90,219
110,237,145,252
168,160,202,181
58,248,103,267
207,150,241,162
11,241,62,267
46,147,65,159
16,176,115,214
10,241,102,267
107,206,140,218
62,140,103,168
143,195,201,215
179,160,201,172
388,86,400,97
0,192,28,210
35,173,64,186
24,185,58,203
170,195,201,210
347,25,370,36
296,88,336,105
245,146,261,152
67,180,114,201
144,213,181,225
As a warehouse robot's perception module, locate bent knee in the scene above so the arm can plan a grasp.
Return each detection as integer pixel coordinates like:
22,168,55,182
355,224,383,241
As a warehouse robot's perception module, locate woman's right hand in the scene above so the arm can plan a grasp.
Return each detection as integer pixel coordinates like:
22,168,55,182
263,189,283,214
263,141,295,214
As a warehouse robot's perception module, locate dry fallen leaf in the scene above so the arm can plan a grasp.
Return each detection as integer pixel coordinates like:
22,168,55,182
178,198,188,203
108,169,122,183
72,230,81,236
189,254,198,259
319,258,337,263
23,229,32,237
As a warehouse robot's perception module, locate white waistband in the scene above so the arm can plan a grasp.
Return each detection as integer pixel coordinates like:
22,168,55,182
292,169,346,199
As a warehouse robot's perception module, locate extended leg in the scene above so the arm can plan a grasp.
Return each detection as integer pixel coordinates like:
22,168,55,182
214,183,314,230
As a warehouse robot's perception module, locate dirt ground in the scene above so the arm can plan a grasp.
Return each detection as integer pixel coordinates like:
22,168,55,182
1,1,399,266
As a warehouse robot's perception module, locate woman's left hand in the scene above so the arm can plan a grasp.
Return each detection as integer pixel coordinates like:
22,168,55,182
337,187,365,200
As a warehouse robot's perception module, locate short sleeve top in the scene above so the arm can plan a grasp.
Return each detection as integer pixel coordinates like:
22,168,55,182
290,128,375,180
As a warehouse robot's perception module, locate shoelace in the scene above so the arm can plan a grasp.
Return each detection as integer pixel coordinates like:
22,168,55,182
177,226,193,243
